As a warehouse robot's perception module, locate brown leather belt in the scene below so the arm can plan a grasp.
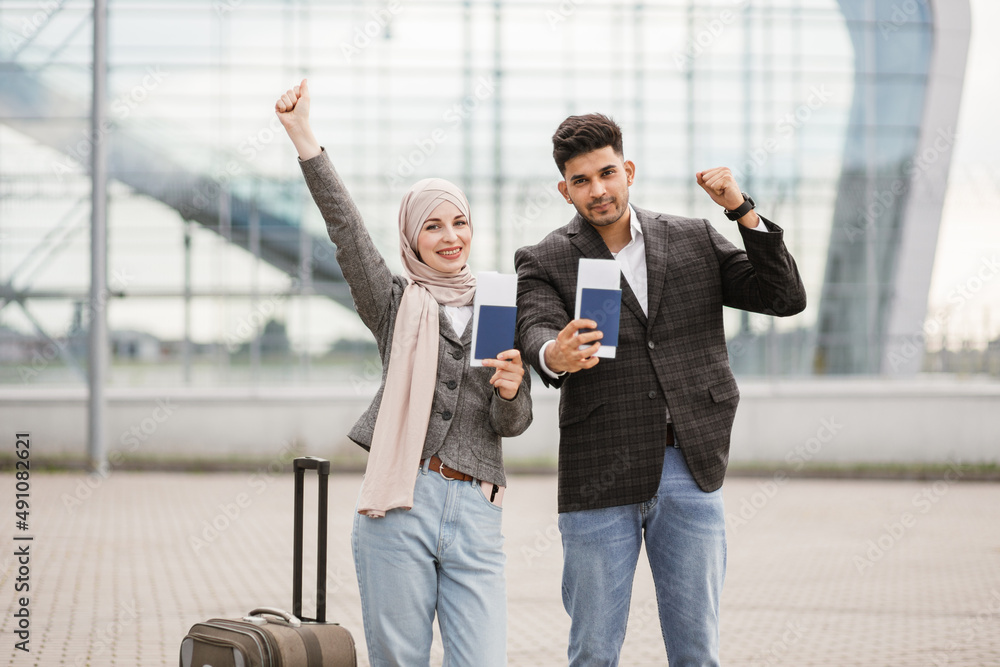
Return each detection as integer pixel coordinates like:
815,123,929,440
666,423,675,447
424,455,474,482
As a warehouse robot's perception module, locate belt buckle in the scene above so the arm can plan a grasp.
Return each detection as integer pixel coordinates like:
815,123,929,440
433,456,456,481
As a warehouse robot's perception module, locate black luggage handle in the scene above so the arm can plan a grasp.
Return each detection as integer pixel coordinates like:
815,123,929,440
293,456,329,623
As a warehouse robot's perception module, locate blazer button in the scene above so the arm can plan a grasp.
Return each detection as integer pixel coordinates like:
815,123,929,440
452,350,464,359
648,390,656,399
647,340,656,349
442,411,453,421
447,380,457,390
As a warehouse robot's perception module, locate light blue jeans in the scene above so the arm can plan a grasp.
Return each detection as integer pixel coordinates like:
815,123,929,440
352,459,507,667
559,444,726,667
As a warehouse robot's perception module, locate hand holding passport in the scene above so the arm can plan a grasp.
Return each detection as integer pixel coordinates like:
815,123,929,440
574,258,622,359
471,272,518,366
472,261,622,380
471,272,525,400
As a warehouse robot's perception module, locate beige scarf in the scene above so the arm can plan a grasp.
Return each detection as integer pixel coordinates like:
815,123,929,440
357,178,476,517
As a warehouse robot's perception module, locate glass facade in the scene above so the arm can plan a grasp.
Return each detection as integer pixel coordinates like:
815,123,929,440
0,0,969,385
815,0,935,374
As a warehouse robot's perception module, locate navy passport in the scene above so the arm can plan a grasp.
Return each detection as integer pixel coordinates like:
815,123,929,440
475,305,517,360
579,288,621,347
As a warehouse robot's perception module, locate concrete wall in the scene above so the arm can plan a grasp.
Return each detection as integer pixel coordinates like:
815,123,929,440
1,378,997,468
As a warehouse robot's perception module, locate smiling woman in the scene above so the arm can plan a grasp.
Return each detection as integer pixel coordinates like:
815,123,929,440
274,79,532,667
415,201,472,273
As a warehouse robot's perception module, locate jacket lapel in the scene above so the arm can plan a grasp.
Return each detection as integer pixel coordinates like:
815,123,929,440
568,213,613,261
620,277,647,328
636,207,669,328
568,212,648,328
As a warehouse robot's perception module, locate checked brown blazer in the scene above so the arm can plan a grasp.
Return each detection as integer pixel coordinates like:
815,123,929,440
514,206,806,513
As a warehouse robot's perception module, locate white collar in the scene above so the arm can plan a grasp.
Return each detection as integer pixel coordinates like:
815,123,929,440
624,204,642,246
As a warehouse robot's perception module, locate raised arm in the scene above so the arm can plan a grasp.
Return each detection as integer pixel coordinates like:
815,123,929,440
695,166,806,316
275,79,321,161
275,80,396,337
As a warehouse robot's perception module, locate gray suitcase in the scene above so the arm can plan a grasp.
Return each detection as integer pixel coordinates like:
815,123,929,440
180,457,356,667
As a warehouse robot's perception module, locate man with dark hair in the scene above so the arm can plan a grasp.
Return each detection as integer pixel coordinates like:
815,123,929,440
514,113,806,666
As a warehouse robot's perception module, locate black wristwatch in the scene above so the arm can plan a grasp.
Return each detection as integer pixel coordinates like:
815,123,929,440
724,193,756,221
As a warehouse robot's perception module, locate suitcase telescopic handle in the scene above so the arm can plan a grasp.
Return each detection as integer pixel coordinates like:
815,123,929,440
293,456,330,623
295,456,331,474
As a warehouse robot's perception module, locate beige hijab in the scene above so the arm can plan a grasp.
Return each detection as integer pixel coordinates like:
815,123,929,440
357,178,476,517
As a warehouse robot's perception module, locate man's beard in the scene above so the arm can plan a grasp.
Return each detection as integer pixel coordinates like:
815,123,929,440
578,196,628,228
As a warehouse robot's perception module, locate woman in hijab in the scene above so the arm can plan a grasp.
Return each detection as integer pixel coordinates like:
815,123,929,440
276,79,531,666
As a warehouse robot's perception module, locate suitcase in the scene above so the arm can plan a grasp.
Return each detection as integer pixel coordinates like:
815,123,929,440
180,456,357,667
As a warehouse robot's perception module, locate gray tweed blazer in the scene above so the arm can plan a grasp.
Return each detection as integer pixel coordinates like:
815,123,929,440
515,208,805,512
300,150,532,487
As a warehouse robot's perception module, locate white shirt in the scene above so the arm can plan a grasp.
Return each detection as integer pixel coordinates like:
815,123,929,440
612,205,648,315
444,305,473,338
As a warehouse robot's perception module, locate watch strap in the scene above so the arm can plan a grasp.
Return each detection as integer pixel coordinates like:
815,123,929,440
724,193,755,221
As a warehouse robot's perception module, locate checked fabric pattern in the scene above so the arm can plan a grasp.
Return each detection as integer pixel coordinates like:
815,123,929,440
515,207,806,512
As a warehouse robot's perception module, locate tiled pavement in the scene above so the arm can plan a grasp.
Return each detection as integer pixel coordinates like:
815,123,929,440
1,470,999,666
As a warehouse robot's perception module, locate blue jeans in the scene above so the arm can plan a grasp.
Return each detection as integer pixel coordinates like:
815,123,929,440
559,444,726,667
352,459,507,667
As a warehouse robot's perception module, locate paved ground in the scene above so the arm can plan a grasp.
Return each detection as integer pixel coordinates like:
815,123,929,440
1,469,999,666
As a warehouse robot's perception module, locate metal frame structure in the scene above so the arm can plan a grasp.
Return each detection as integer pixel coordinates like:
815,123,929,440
0,0,974,460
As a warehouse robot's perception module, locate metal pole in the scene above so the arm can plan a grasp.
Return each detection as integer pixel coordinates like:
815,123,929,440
88,0,108,472
183,220,192,384
462,1,473,194
250,199,261,383
739,1,752,340
864,0,878,373
492,0,503,271
685,0,696,214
